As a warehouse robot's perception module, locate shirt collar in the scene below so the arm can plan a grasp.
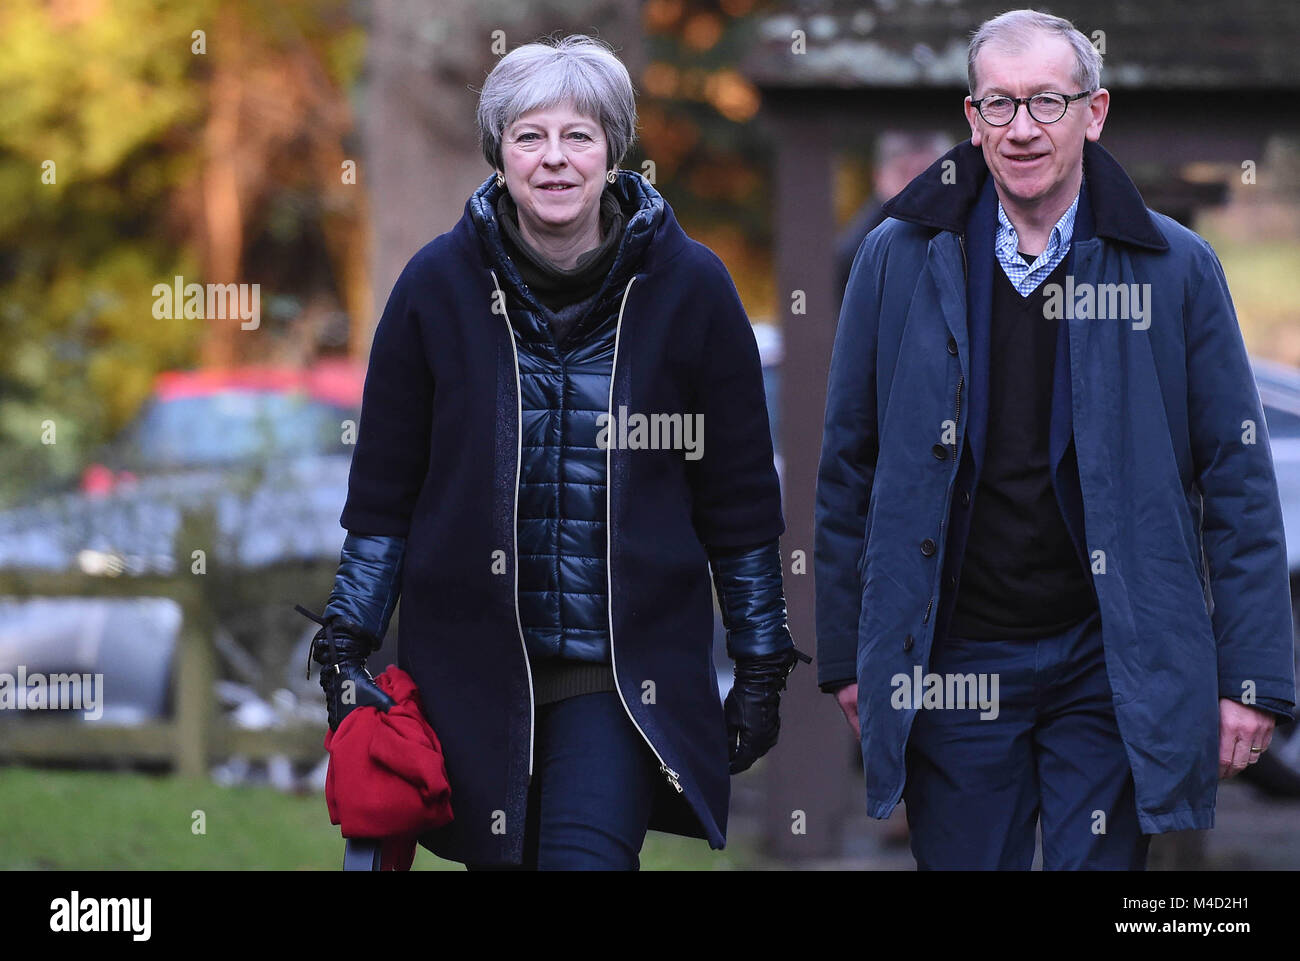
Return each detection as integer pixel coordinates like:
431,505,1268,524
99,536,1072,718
996,191,1080,262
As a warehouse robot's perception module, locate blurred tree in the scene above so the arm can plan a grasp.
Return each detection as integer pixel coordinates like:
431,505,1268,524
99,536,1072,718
0,0,366,505
0,0,204,503
636,0,775,317
187,0,368,368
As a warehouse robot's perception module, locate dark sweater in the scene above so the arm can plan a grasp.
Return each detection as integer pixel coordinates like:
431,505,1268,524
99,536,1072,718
947,254,1098,639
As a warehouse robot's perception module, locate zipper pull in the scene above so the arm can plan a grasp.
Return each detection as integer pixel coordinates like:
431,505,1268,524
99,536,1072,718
660,764,683,794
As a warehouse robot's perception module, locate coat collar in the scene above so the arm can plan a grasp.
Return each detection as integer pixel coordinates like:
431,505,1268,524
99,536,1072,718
463,169,677,291
881,139,1169,252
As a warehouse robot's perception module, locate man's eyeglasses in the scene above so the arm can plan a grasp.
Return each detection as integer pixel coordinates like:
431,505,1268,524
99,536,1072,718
971,91,1092,126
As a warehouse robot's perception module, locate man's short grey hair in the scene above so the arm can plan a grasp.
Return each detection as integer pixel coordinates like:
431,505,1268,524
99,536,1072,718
967,9,1102,95
477,35,637,171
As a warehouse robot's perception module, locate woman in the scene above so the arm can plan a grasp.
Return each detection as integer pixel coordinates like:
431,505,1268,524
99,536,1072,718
298,35,807,870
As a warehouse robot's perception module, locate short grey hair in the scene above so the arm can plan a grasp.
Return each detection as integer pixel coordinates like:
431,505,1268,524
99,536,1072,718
967,9,1102,95
476,35,637,171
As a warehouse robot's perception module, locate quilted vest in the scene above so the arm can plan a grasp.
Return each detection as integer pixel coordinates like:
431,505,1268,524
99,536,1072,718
470,175,663,663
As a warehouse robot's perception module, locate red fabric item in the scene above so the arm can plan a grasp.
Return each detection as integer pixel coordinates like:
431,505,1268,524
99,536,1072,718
323,666,453,870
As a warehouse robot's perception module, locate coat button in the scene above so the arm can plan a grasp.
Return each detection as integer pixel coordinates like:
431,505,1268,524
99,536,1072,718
931,443,947,460
920,538,936,557
947,336,958,356
959,489,970,506
947,575,957,589
903,633,914,652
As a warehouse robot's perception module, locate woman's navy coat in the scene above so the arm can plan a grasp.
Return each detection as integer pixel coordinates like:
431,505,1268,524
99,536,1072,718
815,140,1296,834
339,172,783,865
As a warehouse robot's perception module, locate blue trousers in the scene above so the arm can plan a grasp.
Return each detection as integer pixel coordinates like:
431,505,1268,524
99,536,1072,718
466,691,661,871
902,609,1151,870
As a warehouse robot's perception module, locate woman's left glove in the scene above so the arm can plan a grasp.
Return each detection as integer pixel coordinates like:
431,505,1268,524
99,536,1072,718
725,645,811,773
709,538,811,774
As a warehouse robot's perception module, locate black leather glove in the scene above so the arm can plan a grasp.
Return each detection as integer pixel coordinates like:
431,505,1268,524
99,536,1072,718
725,645,811,773
708,538,811,773
295,605,396,731
294,532,406,732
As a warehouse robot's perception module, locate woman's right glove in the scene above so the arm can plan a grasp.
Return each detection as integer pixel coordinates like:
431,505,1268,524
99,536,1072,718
295,532,406,731
295,605,396,731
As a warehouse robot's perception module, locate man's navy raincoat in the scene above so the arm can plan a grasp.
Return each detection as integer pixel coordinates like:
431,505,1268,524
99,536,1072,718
815,140,1296,833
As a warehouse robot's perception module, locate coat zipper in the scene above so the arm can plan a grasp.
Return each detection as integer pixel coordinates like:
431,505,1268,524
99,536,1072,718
490,269,536,779
605,276,684,795
491,270,680,794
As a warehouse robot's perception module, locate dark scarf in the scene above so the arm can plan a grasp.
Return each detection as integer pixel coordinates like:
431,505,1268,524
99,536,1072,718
495,188,625,314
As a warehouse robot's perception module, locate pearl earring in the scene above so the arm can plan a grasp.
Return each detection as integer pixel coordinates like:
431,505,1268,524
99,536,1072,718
495,172,505,188
606,168,617,184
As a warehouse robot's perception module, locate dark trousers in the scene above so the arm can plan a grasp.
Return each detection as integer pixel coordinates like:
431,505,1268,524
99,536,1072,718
902,609,1151,870
466,691,661,870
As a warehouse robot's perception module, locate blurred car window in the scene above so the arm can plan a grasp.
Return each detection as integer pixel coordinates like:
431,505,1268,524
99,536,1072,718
130,392,352,469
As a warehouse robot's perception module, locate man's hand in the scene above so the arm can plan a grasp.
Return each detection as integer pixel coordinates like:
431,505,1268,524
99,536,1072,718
1219,697,1276,778
835,683,860,738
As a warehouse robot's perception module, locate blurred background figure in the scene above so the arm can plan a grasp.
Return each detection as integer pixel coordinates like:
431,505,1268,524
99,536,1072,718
834,132,952,304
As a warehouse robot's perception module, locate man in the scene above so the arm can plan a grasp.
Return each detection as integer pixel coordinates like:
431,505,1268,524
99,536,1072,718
814,8,1296,870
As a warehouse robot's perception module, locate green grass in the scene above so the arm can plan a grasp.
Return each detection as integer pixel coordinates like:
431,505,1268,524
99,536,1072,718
0,765,761,870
